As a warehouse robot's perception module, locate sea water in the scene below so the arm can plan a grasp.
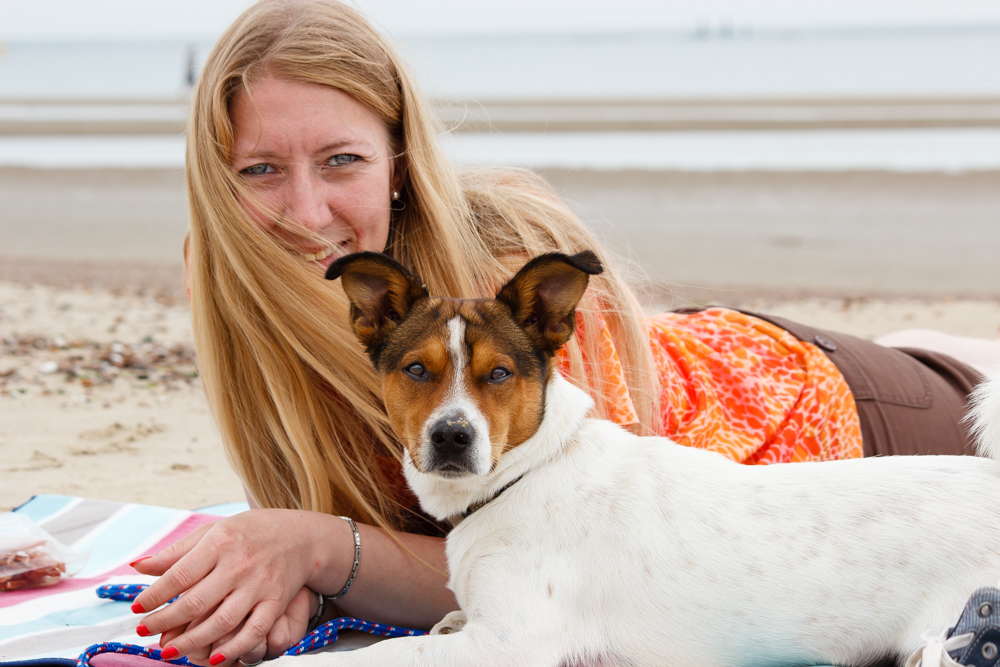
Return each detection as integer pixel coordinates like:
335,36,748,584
3,27,1000,101
2,27,999,170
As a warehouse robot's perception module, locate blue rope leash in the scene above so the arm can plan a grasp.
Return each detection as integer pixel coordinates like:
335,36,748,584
77,583,426,665
77,642,191,667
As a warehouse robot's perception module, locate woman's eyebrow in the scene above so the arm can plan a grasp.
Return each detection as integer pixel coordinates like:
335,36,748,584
235,139,378,161
314,139,377,155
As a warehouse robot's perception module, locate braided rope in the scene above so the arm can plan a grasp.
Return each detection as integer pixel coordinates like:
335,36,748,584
282,617,426,656
96,583,152,602
79,583,426,665
76,642,191,667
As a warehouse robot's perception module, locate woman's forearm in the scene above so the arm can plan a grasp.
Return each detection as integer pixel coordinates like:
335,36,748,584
305,515,458,630
245,489,456,629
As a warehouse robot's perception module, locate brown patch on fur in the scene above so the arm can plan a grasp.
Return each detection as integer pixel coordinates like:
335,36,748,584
379,309,453,471
460,302,548,464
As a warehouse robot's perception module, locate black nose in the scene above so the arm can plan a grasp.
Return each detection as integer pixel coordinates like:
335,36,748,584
430,419,475,458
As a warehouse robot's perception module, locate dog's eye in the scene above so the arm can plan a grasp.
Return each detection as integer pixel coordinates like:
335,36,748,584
488,367,512,383
404,363,426,379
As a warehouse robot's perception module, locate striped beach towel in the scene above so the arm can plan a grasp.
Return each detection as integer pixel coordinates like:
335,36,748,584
0,495,248,662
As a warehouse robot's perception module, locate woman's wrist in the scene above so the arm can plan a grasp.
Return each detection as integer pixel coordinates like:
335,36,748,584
304,512,365,600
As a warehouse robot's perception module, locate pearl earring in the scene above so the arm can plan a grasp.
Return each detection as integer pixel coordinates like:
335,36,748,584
390,189,405,212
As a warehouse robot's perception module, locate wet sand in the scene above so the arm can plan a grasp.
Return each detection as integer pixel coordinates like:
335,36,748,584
3,166,999,298
541,169,1000,299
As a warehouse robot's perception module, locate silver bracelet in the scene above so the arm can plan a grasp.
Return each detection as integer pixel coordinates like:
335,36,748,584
307,589,325,632
331,516,361,600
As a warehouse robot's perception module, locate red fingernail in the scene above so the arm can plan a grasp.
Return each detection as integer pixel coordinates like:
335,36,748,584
160,647,180,660
131,601,146,614
129,556,152,568
210,654,226,666
136,623,150,637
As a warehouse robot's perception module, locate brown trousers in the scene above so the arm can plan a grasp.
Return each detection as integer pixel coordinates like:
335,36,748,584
746,312,984,457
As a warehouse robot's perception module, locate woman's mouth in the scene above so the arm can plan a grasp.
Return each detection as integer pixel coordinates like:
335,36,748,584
301,241,351,265
302,246,337,262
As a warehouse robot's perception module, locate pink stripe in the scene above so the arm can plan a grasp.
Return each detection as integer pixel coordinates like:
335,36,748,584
0,514,220,609
92,653,165,667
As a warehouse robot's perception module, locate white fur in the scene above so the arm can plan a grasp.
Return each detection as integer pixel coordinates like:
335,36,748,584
447,317,465,367
968,372,1000,460
276,373,1000,667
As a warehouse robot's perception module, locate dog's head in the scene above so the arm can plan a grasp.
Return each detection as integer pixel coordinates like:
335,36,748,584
326,251,603,479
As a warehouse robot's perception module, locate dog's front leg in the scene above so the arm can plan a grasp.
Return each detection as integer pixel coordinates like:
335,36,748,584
269,623,560,667
430,609,467,634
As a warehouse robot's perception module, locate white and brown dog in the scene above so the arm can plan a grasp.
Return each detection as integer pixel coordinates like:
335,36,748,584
282,250,1000,667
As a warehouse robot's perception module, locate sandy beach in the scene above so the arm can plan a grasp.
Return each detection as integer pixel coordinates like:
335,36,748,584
0,278,244,512
3,140,1000,512
3,249,1000,512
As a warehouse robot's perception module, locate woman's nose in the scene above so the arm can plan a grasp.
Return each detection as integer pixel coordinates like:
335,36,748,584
285,171,334,232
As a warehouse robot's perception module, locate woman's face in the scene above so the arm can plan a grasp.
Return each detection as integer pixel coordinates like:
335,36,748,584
229,76,402,269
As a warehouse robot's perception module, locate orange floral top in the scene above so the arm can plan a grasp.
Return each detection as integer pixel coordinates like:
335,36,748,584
557,307,863,464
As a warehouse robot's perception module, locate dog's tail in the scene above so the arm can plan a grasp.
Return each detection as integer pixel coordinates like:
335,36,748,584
967,374,1000,461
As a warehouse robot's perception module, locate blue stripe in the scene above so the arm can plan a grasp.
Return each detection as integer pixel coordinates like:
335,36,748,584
0,599,131,643
13,496,77,524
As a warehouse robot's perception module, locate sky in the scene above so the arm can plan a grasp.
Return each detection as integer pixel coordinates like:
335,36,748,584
2,0,1000,40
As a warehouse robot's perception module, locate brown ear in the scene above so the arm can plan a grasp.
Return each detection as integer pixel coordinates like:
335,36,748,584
326,252,428,360
496,251,604,355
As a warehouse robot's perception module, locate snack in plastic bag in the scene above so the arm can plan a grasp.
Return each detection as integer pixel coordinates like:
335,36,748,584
0,512,89,591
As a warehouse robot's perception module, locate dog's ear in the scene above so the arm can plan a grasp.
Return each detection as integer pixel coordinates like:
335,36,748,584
326,252,428,358
496,251,604,355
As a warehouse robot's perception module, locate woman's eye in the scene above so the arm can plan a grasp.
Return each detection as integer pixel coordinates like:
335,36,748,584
404,363,426,378
241,163,275,176
328,154,360,166
488,367,512,383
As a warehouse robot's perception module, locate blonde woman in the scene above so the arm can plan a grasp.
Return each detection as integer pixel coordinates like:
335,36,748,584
130,1,1000,664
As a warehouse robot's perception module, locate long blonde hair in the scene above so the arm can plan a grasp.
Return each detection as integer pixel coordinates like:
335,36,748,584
186,0,658,530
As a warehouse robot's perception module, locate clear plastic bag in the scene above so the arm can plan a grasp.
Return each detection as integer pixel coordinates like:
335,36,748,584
0,512,89,591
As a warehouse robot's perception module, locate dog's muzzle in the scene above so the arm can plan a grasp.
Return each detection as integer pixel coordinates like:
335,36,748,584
426,415,479,476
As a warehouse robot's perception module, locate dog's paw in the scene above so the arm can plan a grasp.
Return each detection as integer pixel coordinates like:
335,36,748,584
431,610,468,635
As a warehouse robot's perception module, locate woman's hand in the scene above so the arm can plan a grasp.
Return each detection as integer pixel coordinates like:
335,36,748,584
131,509,328,663
156,585,315,665
132,507,458,663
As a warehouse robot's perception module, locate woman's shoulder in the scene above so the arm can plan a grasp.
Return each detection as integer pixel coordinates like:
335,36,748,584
643,306,818,366
647,306,785,336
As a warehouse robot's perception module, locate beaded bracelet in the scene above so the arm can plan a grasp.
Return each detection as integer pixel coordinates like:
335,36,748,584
332,515,361,600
